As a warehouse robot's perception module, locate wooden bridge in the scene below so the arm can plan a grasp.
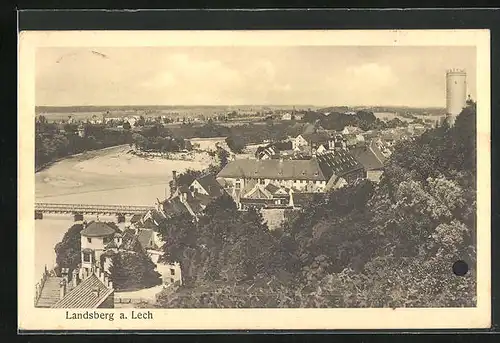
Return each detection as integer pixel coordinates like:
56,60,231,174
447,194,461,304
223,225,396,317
35,202,152,218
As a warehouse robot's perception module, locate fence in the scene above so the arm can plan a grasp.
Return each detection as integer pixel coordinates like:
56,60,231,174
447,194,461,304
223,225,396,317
34,265,50,306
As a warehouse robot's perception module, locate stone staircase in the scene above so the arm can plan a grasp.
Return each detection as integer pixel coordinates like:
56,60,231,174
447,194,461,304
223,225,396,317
35,276,63,308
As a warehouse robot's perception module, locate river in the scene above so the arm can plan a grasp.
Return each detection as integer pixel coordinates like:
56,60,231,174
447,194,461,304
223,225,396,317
34,145,208,280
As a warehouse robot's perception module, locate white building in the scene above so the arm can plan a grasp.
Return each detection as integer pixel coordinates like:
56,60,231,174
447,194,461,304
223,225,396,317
445,68,467,126
217,151,366,197
79,221,122,278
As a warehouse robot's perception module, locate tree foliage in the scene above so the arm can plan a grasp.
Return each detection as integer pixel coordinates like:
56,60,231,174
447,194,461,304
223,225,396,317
54,223,84,275
154,104,477,308
35,120,133,170
109,250,163,291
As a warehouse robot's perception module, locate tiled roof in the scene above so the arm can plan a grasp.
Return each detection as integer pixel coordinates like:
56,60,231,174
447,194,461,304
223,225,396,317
137,229,156,250
150,209,166,225
185,193,204,213
81,222,115,237
130,214,143,224
52,274,113,308
218,152,363,182
194,174,225,198
301,132,330,144
218,159,328,181
193,192,212,207
162,196,190,216
350,145,385,170
264,183,280,194
105,241,119,249
142,218,159,230
121,230,141,251
244,184,273,199
316,151,365,180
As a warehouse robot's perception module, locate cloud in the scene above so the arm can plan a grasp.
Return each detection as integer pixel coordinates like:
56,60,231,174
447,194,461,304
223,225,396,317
166,53,242,87
140,71,176,88
344,63,399,89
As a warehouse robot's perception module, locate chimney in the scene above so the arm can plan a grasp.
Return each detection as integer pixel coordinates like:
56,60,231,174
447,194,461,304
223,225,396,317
59,279,67,300
72,269,79,288
99,270,105,283
172,170,178,193
288,189,294,208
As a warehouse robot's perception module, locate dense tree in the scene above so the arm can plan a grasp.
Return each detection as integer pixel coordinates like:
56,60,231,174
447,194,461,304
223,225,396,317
109,250,162,291
156,104,477,308
225,135,246,154
35,119,133,170
54,223,84,276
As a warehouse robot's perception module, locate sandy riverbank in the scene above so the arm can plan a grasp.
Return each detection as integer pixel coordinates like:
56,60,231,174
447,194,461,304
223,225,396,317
36,145,213,205
34,145,214,280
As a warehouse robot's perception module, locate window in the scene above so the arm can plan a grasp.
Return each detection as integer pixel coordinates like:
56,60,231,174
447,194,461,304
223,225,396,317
87,238,92,243
170,268,175,276
83,252,91,262
170,278,175,283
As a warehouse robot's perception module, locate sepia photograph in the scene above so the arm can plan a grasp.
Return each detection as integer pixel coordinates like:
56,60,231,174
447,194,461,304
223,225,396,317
18,29,491,330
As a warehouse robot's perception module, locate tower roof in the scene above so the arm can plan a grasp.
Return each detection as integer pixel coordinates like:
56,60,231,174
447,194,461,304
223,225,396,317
81,221,116,237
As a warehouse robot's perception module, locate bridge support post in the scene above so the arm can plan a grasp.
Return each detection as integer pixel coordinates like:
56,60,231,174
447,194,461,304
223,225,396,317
74,213,84,222
35,211,43,220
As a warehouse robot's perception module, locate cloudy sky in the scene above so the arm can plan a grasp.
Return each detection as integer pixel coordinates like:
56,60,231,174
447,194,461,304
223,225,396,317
36,46,476,107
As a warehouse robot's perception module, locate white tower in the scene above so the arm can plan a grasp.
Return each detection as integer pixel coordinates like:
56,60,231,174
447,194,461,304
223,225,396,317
445,69,467,126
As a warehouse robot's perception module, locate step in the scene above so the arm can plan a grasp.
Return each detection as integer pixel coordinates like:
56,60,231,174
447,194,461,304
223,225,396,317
36,276,63,308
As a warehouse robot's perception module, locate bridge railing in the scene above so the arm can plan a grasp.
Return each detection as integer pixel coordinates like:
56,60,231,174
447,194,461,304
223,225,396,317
35,203,153,213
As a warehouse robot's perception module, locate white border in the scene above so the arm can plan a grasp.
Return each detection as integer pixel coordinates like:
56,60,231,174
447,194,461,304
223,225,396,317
18,29,491,331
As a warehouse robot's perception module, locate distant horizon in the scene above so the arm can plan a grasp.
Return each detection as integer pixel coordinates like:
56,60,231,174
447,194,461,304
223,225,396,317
35,104,447,111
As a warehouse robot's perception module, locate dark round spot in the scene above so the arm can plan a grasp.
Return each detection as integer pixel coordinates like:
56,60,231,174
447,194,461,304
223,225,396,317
453,260,469,276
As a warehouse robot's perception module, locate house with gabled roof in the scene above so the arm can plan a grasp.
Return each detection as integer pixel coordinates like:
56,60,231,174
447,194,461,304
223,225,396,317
350,140,387,182
189,173,226,199
292,132,331,152
52,268,114,309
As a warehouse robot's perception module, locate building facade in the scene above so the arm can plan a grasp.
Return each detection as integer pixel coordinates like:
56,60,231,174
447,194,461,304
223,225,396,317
217,151,366,200
446,68,467,126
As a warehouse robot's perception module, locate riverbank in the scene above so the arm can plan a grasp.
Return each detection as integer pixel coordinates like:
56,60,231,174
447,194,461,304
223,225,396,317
35,145,212,279
36,145,212,204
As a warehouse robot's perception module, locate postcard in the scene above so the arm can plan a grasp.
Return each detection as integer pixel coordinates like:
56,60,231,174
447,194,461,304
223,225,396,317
18,29,491,331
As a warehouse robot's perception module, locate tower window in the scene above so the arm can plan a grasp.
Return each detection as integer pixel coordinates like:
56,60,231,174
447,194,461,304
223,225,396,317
170,268,175,275
87,238,92,243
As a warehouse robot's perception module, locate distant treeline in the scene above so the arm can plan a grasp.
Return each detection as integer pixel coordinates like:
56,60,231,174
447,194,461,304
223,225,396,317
301,110,408,131
357,106,446,116
35,105,316,115
35,116,133,170
131,125,191,153
130,121,308,154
